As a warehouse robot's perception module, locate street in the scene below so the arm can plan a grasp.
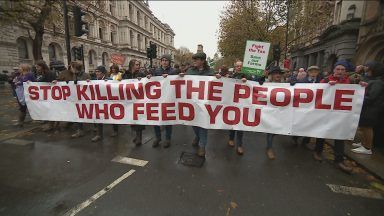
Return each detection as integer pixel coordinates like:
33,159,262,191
0,84,383,216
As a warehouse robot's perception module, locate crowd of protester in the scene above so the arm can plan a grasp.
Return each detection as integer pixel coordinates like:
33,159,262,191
8,52,384,174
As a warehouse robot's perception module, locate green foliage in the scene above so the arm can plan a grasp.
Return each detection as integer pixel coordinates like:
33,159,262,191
217,0,287,66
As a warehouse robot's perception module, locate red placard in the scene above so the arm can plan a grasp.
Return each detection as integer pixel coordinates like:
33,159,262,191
110,54,126,65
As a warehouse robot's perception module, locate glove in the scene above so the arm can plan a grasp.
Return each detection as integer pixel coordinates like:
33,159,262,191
258,77,265,85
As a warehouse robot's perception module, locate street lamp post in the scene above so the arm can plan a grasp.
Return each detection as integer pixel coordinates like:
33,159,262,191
62,0,71,64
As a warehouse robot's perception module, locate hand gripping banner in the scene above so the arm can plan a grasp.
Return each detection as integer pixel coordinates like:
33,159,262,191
24,75,365,140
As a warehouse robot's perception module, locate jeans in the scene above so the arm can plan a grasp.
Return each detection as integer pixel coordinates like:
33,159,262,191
315,138,344,163
266,133,275,149
229,130,243,146
154,125,172,140
193,126,208,147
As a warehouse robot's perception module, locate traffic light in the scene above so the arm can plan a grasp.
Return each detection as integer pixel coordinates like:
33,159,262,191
146,47,152,58
147,43,157,59
73,6,88,37
73,46,83,60
150,43,157,59
273,44,281,61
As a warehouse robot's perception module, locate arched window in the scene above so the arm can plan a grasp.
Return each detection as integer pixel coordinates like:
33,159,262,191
48,44,56,61
89,50,96,65
17,37,29,60
102,52,108,66
48,43,63,63
347,5,356,20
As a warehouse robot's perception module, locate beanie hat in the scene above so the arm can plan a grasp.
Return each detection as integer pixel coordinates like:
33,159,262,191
161,54,172,62
269,66,282,74
96,66,107,74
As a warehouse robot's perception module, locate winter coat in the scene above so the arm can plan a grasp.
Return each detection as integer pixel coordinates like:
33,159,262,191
186,67,214,76
122,69,146,131
110,72,122,81
57,70,90,82
14,72,35,105
297,76,321,83
359,77,384,127
152,66,176,76
36,70,57,82
320,74,350,84
122,70,146,79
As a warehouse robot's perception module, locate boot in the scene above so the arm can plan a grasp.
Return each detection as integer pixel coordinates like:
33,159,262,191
266,149,276,160
236,146,244,155
197,146,205,157
91,135,102,142
152,138,161,148
71,129,84,138
134,130,142,146
336,162,353,174
14,112,26,127
192,137,199,147
163,140,171,148
228,140,235,147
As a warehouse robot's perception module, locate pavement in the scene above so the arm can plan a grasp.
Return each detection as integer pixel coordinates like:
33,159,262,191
344,143,384,181
0,83,384,215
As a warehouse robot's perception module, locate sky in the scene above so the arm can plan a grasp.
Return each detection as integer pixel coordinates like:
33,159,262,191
148,1,229,58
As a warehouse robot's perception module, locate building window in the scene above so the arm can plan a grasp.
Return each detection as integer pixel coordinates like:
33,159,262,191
347,5,356,20
137,10,140,26
130,30,134,45
137,34,141,50
99,27,103,40
111,32,114,43
129,4,133,20
89,50,95,65
48,44,56,60
102,52,108,66
17,38,29,59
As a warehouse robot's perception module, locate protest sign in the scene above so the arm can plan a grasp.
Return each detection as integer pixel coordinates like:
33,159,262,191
110,53,126,65
242,40,270,77
24,76,364,140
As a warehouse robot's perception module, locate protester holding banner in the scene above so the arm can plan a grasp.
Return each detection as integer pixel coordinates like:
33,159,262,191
224,60,247,155
315,61,352,173
264,66,284,160
351,62,384,155
13,63,34,126
55,61,90,138
90,66,120,142
122,59,146,146
35,60,58,132
291,65,324,147
109,64,122,81
180,52,214,157
149,54,176,148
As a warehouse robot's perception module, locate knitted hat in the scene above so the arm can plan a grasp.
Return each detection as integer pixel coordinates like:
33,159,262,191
96,66,107,74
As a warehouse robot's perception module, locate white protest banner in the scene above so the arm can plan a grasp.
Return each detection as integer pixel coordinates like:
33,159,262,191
242,40,271,77
24,75,364,140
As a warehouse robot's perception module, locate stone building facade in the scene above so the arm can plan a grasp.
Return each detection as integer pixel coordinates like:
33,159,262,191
290,0,383,72
0,0,175,74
